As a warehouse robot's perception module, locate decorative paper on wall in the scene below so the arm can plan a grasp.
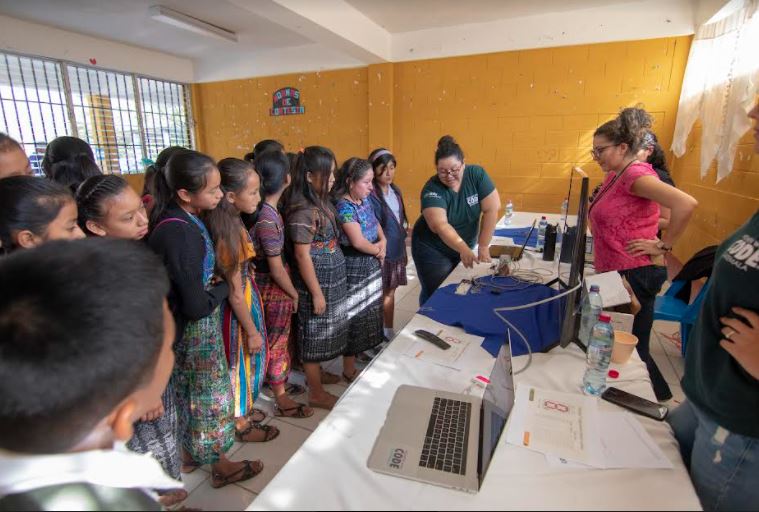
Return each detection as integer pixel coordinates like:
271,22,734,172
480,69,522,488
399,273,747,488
270,87,305,116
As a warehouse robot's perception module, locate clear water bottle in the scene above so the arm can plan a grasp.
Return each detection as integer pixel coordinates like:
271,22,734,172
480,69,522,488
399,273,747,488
504,199,514,225
558,198,569,244
536,216,548,252
578,284,603,347
583,314,615,396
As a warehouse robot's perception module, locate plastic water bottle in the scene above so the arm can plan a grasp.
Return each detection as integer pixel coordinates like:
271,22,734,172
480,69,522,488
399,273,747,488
536,216,548,252
583,314,615,396
578,284,603,346
504,199,514,225
558,198,569,244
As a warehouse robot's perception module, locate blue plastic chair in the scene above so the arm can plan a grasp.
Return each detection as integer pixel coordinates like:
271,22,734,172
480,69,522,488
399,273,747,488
654,280,709,357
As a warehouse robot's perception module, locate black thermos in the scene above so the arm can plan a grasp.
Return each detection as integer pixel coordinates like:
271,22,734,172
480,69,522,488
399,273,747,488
543,224,557,261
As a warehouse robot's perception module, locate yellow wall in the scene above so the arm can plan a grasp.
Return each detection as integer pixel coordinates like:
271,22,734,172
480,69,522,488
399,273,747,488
191,67,368,164
392,37,692,217
193,37,691,224
670,122,759,261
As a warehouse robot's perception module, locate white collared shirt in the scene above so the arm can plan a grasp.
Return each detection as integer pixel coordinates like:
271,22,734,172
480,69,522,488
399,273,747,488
0,442,181,499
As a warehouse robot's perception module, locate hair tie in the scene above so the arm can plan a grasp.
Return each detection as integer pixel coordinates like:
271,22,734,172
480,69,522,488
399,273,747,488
641,132,656,149
371,149,393,164
142,158,155,167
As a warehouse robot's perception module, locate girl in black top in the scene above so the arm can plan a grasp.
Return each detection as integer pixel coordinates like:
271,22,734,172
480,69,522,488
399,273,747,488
148,150,263,489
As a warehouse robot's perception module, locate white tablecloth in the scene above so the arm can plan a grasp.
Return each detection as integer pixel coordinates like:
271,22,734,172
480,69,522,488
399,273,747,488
249,213,701,511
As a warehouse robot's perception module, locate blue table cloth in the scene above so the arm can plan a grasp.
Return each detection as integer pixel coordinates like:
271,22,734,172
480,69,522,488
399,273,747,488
418,276,565,357
494,227,538,248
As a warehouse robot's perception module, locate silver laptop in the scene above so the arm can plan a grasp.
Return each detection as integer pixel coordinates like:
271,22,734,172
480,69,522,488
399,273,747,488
367,345,515,493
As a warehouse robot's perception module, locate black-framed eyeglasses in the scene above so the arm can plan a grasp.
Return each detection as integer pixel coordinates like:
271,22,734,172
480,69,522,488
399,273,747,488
590,144,619,160
437,164,463,177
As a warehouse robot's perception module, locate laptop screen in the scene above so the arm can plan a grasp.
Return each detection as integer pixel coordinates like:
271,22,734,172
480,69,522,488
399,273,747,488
478,343,515,484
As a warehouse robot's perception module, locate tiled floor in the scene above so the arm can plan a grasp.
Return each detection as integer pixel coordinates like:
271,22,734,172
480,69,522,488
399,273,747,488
179,255,686,511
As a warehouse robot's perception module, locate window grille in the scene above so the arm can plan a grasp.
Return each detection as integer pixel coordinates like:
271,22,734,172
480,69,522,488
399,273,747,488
0,51,193,176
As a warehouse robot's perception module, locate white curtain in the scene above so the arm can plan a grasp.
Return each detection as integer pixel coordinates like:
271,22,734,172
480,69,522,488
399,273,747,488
671,0,759,182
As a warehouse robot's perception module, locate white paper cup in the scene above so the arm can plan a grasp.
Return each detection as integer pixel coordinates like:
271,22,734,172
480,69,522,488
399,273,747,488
611,330,639,364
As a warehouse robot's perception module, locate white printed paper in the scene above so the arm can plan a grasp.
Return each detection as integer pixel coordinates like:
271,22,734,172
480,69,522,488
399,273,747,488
506,385,604,468
402,328,472,370
544,412,673,470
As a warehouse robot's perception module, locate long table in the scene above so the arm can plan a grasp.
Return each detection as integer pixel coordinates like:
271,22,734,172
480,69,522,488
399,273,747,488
249,212,701,511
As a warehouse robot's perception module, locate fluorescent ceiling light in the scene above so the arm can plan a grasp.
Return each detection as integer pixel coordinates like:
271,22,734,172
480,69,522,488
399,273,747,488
149,5,238,42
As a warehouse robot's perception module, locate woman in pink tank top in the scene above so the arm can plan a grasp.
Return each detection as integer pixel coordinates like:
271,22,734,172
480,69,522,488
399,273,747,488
588,107,697,401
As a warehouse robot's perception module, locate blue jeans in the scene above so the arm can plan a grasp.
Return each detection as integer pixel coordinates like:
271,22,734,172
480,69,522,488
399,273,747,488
411,238,460,306
668,400,759,511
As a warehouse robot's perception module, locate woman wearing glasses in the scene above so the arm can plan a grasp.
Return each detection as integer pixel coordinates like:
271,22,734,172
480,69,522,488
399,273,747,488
411,135,501,305
589,107,697,401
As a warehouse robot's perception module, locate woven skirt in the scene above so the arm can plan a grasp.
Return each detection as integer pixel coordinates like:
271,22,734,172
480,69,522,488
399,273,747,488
127,380,180,481
173,307,234,465
382,253,408,293
344,253,384,356
295,250,349,363
255,271,295,385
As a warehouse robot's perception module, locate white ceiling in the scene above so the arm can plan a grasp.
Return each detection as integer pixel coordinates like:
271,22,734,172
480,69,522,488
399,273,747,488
0,0,312,58
346,0,639,33
0,0,721,82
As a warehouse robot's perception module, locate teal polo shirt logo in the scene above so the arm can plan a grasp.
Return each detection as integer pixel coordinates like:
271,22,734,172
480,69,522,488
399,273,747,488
466,194,479,206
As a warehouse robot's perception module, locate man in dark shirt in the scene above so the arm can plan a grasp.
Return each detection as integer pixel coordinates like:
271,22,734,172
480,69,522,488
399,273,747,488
667,101,759,511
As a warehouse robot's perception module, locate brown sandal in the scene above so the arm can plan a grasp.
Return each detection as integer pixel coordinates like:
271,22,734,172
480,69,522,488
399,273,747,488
309,392,338,411
246,408,267,424
180,456,201,474
343,370,360,384
275,403,314,418
320,369,340,385
210,460,263,489
235,422,280,443
157,489,188,507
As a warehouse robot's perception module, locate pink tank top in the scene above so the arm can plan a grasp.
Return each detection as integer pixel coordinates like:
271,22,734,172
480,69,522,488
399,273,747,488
589,162,660,273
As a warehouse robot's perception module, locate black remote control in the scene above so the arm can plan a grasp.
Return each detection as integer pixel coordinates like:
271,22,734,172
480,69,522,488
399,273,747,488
414,329,451,350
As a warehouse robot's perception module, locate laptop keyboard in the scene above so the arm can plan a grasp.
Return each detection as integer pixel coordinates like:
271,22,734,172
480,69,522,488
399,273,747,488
418,397,471,475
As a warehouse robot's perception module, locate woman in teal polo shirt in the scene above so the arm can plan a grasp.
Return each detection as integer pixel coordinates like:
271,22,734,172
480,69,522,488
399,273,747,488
412,135,501,304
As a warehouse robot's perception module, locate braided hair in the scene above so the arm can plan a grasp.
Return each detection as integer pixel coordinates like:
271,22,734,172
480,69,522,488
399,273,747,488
75,175,130,235
331,157,372,202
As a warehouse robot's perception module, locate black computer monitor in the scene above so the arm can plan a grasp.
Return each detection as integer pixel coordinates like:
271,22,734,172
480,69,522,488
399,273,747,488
557,167,590,350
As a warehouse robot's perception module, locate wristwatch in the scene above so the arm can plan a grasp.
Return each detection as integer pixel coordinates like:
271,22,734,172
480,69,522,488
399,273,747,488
656,241,673,253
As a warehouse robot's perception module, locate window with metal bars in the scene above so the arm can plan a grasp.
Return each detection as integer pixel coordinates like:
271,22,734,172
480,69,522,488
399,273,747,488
0,50,192,176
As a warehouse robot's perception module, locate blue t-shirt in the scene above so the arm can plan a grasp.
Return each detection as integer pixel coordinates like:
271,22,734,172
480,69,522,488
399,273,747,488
335,198,380,246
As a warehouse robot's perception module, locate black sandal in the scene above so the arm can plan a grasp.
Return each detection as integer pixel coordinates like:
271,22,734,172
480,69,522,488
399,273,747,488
235,422,280,443
210,460,263,489
275,403,314,418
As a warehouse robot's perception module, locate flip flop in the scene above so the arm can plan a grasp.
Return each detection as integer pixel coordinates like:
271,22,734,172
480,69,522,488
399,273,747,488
211,460,263,489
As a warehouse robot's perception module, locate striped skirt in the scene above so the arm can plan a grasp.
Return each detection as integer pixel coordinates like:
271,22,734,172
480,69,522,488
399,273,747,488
222,276,268,418
173,306,234,465
344,253,384,356
294,249,348,362
255,271,294,385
